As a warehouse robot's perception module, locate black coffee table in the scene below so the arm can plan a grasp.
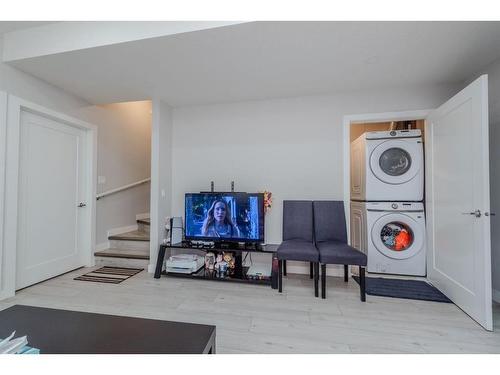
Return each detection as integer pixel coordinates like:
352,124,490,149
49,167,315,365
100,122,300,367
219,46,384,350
0,305,216,354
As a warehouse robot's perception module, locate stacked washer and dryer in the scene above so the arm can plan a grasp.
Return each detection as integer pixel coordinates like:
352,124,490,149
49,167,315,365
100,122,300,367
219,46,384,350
350,129,426,276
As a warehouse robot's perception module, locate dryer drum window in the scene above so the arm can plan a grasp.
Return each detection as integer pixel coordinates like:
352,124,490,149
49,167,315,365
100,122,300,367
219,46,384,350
380,221,414,251
379,147,412,176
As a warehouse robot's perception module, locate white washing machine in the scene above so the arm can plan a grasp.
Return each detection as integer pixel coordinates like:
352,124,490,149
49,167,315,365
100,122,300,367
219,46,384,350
351,129,424,201
350,201,426,276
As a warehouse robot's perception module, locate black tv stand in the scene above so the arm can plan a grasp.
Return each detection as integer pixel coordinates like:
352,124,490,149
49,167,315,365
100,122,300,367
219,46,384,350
215,241,239,250
185,240,264,251
213,241,263,250
154,242,279,288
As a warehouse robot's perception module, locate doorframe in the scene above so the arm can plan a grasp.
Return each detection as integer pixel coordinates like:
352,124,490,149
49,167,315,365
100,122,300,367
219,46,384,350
0,92,8,300
342,109,431,243
0,95,97,300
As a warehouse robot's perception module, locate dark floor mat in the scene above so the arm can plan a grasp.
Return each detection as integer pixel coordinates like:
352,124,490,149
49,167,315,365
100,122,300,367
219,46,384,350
74,266,143,284
353,276,451,303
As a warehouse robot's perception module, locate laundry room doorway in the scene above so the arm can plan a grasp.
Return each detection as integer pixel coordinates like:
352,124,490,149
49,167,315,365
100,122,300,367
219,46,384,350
343,75,493,331
345,112,428,271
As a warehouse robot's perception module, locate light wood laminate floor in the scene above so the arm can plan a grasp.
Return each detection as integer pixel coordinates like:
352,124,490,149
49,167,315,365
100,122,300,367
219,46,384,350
1,267,499,353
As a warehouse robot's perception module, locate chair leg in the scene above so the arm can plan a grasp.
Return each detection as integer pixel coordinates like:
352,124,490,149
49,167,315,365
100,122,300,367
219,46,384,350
344,264,348,282
309,262,313,279
278,260,283,293
314,262,319,297
359,266,366,302
321,264,326,299
283,260,287,276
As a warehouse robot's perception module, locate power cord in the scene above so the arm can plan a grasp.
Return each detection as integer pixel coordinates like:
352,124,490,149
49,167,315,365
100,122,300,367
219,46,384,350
242,252,253,267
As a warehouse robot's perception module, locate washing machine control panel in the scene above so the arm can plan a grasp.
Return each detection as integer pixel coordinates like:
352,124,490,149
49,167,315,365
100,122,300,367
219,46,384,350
366,201,424,212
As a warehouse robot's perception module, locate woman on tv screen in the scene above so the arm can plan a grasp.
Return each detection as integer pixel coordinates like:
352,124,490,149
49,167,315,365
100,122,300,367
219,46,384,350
201,200,241,238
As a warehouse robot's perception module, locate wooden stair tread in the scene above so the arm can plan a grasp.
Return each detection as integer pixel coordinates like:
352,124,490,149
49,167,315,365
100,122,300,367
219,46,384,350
108,230,150,242
137,218,150,225
95,248,150,260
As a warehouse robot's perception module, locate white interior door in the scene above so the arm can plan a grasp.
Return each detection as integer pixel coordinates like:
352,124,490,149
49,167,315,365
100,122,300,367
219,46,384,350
16,110,87,289
426,75,492,330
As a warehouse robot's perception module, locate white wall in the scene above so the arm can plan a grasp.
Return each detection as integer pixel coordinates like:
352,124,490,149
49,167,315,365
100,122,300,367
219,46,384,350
0,38,151,298
170,84,460,275
1,37,152,247
0,38,93,299
0,91,8,299
90,101,152,245
0,69,152,247
149,99,173,272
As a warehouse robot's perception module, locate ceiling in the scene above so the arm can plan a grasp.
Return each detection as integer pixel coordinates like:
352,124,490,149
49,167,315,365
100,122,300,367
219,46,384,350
0,21,56,35
5,21,500,106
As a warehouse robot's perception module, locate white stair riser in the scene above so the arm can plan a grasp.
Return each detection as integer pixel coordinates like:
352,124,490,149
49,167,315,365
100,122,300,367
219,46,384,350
109,239,150,251
94,256,149,269
138,223,150,234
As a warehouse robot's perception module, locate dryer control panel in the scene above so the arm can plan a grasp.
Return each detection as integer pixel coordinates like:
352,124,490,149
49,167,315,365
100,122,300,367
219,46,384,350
366,201,424,212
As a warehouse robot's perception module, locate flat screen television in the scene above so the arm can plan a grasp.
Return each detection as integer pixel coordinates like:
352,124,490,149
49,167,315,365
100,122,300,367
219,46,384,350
185,192,265,243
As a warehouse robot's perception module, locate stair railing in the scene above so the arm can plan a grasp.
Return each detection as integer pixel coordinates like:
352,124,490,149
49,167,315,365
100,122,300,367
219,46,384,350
96,178,151,200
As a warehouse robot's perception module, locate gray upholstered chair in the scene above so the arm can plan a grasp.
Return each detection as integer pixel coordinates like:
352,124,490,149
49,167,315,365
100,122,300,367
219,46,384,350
277,200,319,296
313,201,367,301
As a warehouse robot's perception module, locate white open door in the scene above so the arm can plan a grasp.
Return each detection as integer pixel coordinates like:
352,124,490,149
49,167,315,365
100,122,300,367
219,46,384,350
426,75,493,331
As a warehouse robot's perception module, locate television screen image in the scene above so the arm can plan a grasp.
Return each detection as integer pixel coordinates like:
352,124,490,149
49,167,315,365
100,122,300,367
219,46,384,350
185,192,264,242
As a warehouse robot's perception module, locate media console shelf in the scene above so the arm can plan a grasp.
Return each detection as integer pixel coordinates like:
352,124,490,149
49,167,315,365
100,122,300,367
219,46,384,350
154,242,279,289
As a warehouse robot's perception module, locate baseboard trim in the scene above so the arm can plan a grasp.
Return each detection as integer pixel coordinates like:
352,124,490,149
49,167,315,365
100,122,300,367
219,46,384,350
284,262,345,277
147,264,156,273
0,289,15,301
136,213,150,221
107,224,138,237
493,289,500,303
95,242,110,251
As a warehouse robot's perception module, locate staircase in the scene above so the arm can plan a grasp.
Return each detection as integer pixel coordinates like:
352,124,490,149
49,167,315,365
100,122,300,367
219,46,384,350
94,217,150,268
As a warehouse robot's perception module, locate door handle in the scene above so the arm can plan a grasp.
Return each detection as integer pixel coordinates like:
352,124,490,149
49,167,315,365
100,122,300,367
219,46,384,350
77,202,87,208
462,209,481,218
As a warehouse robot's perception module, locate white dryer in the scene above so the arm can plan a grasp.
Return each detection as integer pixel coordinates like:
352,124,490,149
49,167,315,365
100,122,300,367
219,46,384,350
350,201,426,276
351,129,424,201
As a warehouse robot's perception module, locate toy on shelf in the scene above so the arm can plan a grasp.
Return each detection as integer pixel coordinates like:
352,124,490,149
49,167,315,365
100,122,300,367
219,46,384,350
223,252,235,273
214,253,228,278
205,252,215,271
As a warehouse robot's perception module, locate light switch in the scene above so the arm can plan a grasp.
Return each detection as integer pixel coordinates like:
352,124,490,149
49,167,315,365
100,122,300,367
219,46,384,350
98,176,106,184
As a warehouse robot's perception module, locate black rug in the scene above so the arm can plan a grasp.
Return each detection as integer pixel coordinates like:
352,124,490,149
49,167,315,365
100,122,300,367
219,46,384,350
353,276,451,303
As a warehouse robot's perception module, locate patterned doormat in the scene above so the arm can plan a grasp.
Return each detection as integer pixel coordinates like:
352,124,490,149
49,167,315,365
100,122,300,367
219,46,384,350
353,276,452,303
74,266,143,284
